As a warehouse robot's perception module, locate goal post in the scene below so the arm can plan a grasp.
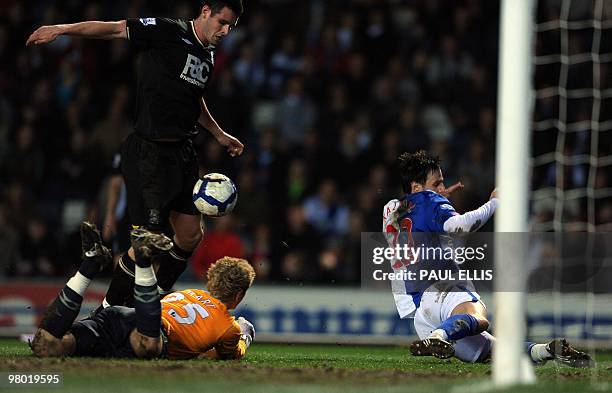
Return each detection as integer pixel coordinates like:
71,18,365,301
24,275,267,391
493,0,536,386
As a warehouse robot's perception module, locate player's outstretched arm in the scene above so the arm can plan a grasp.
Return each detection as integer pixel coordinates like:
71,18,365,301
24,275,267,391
26,20,127,46
440,181,464,199
197,97,244,157
442,188,498,233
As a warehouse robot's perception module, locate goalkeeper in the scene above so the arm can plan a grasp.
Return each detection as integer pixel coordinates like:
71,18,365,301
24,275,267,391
383,150,594,367
31,222,255,360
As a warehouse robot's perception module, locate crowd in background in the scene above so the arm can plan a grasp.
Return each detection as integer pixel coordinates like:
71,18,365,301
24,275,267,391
0,0,609,284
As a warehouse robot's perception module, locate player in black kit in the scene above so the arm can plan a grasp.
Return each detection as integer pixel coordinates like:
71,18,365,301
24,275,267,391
27,0,245,308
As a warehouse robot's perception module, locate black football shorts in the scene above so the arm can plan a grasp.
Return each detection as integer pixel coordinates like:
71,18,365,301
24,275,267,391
120,132,199,231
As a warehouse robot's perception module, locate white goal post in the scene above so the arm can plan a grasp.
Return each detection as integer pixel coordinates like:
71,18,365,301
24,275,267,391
493,0,537,386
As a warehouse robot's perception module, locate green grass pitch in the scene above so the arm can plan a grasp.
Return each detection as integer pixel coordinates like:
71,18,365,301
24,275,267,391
0,339,610,393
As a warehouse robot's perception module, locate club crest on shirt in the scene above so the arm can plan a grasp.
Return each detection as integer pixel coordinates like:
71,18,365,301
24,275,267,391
139,18,156,26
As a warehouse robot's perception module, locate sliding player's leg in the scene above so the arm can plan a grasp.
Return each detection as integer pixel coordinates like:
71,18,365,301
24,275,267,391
525,338,595,368
450,301,594,366
411,284,487,359
462,332,594,367
411,285,594,367
128,228,173,358
31,222,112,357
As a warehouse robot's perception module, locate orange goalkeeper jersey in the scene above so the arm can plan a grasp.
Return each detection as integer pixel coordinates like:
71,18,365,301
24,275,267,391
160,289,247,360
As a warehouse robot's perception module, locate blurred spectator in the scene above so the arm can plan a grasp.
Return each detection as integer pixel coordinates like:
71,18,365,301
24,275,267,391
232,42,266,96
277,205,321,281
49,130,103,202
268,35,302,97
318,82,351,147
286,159,309,204
0,206,20,277
1,124,44,188
233,167,269,229
89,85,132,164
457,137,495,209
17,216,60,277
2,182,31,229
0,95,11,166
426,35,474,87
276,76,317,147
303,179,349,238
398,104,428,152
191,216,245,281
247,224,272,281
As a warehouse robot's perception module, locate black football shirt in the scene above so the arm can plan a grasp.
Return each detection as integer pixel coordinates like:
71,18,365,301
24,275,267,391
126,17,215,140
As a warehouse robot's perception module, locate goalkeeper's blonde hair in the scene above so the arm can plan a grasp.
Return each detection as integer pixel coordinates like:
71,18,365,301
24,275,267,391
207,257,255,303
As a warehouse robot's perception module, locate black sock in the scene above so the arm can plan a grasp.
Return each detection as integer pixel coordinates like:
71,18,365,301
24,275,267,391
155,244,191,292
134,282,160,338
134,251,160,338
104,253,135,307
39,286,83,339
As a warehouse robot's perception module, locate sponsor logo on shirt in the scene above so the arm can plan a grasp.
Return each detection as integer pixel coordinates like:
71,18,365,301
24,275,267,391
140,18,156,26
180,54,209,88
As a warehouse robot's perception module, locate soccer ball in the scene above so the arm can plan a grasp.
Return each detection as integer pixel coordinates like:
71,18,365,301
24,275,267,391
192,173,238,217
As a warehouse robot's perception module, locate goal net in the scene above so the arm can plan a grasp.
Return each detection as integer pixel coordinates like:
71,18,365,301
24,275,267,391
495,0,612,387
532,0,612,233
530,0,612,387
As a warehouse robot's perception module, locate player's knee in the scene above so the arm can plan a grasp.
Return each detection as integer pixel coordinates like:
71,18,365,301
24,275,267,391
31,329,63,357
174,230,201,251
476,317,490,333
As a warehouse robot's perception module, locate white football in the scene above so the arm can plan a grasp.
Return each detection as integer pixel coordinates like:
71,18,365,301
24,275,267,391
192,173,238,216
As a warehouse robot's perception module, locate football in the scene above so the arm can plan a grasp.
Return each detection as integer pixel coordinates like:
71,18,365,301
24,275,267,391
192,173,238,216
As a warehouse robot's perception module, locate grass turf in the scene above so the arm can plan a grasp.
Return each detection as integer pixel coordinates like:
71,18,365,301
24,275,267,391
0,339,610,393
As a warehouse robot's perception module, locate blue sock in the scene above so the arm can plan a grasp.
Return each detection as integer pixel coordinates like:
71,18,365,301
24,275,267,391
437,314,479,340
525,341,536,355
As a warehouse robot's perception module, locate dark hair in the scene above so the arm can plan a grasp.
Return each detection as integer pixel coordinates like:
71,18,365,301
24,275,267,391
201,0,244,16
397,150,441,194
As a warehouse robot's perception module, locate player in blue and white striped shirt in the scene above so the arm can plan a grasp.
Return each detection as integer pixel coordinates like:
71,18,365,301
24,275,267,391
383,150,593,367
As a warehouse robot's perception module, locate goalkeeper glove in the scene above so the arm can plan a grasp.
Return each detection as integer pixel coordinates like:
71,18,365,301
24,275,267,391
237,317,255,348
